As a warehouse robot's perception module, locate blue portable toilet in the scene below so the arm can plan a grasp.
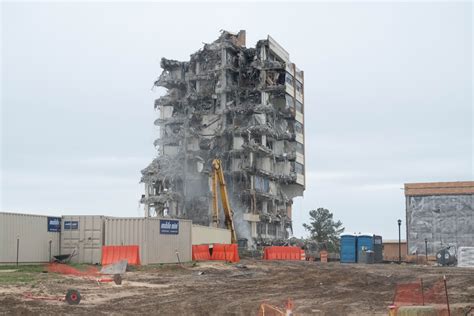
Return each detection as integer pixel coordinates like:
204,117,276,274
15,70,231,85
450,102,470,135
340,233,357,263
373,235,383,263
357,234,374,263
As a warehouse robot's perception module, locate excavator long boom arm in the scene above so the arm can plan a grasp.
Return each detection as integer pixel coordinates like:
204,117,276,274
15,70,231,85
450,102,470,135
211,159,238,244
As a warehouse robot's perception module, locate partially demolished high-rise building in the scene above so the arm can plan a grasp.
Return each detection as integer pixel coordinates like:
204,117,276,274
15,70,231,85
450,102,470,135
141,30,305,247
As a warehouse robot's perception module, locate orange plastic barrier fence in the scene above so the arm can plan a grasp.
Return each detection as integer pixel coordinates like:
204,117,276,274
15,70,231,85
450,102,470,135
102,245,141,266
210,244,240,263
192,244,211,261
263,246,304,261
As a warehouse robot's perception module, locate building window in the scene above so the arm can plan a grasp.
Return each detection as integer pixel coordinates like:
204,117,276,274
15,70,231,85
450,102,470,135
296,100,303,113
296,142,304,155
266,140,273,150
295,122,303,134
255,176,270,193
257,222,265,235
295,80,303,95
267,223,277,236
285,94,295,111
295,162,304,175
285,73,294,86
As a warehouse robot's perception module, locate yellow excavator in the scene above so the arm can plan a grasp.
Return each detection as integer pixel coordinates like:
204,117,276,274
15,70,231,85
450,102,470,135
211,159,237,244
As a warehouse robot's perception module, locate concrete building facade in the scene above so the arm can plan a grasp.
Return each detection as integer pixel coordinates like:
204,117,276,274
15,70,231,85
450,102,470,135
404,181,474,255
141,31,305,247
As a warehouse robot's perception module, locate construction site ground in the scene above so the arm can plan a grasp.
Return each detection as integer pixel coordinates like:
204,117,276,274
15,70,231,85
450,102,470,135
0,260,472,315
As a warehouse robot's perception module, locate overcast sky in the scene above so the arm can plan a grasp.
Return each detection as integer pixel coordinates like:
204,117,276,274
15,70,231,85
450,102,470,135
1,2,472,239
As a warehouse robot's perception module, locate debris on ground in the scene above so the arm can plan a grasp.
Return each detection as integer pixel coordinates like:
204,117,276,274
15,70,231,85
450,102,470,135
1,260,473,315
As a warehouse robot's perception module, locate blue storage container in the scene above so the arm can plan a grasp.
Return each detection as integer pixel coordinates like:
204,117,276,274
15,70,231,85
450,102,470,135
340,233,357,263
357,234,374,263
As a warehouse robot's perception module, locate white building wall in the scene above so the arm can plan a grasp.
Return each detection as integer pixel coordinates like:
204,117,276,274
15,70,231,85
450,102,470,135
192,225,231,245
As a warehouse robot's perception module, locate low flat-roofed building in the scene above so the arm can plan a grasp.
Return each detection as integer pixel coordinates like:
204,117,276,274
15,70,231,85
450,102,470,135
382,240,407,261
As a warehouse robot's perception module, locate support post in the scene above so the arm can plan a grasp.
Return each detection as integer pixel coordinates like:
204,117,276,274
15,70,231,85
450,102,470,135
424,238,428,262
49,240,52,262
443,275,450,316
397,219,402,264
420,278,424,306
16,235,20,266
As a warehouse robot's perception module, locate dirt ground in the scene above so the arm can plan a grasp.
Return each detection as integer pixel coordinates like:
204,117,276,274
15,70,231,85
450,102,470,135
0,260,472,315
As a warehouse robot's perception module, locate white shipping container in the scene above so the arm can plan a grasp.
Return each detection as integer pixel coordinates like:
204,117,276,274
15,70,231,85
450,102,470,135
0,212,61,263
104,217,192,265
61,215,104,265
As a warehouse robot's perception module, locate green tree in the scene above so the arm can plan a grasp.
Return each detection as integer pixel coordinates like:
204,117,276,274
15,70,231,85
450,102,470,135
303,208,345,252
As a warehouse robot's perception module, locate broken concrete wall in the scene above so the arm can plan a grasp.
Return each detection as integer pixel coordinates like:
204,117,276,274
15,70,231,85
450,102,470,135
406,194,474,255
